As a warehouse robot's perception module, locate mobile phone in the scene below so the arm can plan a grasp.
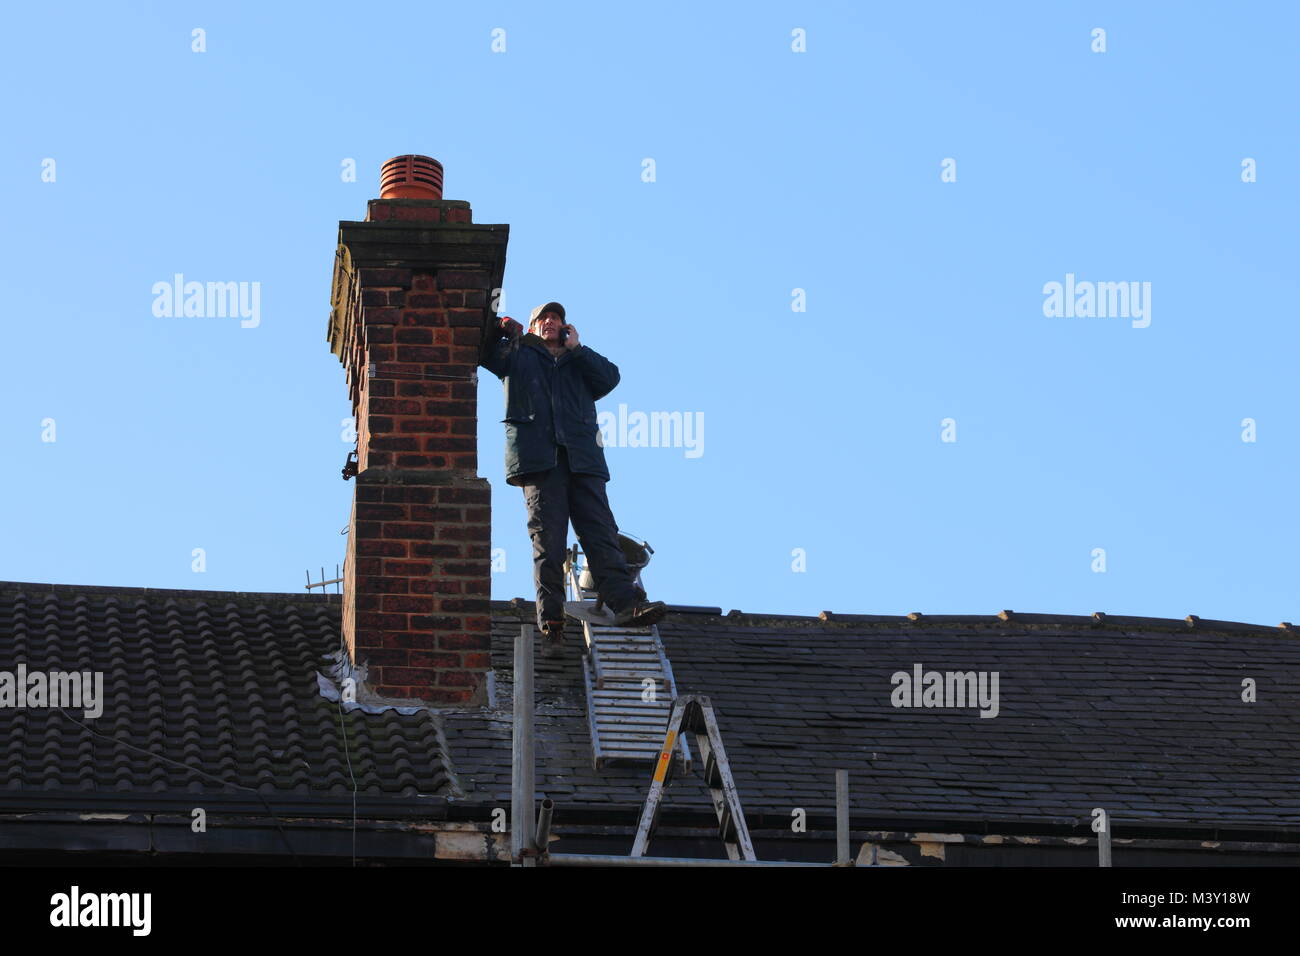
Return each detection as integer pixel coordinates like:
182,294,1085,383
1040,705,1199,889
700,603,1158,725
559,324,569,344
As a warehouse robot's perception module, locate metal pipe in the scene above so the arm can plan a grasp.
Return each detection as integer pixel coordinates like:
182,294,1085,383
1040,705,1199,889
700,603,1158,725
835,769,851,865
1098,809,1112,868
544,853,830,868
511,624,536,867
535,798,554,854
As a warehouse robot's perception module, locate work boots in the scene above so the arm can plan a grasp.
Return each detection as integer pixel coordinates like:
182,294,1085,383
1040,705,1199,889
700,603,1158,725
614,600,667,628
541,620,566,658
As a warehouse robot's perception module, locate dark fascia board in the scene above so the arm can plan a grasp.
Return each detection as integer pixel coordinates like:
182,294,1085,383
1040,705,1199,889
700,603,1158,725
6,801,1299,851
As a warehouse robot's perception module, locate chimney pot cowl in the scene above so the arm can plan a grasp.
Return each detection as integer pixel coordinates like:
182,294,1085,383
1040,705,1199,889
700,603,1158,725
380,154,444,200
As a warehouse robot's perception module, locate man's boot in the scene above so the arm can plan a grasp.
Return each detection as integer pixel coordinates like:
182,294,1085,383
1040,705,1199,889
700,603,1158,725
541,620,567,658
614,601,667,628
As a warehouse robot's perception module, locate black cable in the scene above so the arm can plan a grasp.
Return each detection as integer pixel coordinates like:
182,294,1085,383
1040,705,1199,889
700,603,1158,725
56,708,301,864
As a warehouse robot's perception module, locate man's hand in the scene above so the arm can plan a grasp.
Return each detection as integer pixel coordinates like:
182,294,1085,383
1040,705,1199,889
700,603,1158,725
499,315,523,339
563,324,581,350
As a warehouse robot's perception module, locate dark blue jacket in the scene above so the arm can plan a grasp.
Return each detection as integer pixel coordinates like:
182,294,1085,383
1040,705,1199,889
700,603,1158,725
480,332,621,486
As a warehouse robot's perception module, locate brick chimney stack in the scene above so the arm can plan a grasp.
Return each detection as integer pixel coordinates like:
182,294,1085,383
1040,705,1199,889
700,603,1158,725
327,155,509,704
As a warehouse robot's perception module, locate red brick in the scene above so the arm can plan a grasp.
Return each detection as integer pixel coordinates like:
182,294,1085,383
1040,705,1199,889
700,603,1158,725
358,268,412,286
436,269,491,290
363,307,401,325
438,487,490,505
410,615,464,630
363,648,410,666
423,437,475,452
412,578,461,594
437,669,479,686
392,204,442,223
357,540,407,557
399,346,451,363
395,327,434,344
440,598,490,614
396,453,448,467
409,505,462,522
380,667,436,685
437,524,489,541
380,595,434,613
355,611,409,630
381,631,438,649
410,651,461,669
399,311,445,328
411,542,464,558
370,398,423,416
439,633,490,650
398,418,450,434
382,560,434,576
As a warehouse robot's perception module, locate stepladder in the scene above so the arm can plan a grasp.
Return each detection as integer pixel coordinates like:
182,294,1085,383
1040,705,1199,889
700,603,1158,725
631,694,756,861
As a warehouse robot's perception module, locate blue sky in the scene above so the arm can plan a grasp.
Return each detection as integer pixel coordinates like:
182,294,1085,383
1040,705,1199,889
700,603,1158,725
3,1,1296,626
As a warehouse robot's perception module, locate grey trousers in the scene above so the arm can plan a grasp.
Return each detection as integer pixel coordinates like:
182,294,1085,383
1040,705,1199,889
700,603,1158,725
520,445,640,631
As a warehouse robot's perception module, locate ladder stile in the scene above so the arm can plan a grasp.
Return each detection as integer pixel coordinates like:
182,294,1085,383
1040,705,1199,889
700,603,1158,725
630,698,687,857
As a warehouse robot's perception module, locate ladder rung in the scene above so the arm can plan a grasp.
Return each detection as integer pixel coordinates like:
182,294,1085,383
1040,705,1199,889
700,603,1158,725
599,752,658,761
599,678,667,686
595,712,672,724
704,752,721,788
597,736,669,747
719,804,735,842
596,724,671,736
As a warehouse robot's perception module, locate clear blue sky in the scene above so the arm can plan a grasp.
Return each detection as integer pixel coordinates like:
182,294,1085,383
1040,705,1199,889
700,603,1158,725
4,1,1296,626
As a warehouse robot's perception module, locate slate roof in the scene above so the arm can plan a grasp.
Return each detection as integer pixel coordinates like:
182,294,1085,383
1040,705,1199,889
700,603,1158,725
0,582,456,814
3,580,1298,842
451,603,1300,837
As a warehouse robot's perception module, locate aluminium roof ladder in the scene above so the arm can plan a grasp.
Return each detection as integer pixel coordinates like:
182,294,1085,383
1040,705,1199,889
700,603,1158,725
564,542,692,771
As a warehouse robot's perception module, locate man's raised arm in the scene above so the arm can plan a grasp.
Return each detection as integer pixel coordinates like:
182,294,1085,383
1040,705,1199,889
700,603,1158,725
480,315,523,379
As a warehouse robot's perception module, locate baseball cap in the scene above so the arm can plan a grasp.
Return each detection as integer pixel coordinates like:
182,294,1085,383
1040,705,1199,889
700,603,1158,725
529,301,566,325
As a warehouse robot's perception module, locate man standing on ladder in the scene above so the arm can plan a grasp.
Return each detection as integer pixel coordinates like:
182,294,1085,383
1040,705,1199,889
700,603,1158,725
481,301,667,656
